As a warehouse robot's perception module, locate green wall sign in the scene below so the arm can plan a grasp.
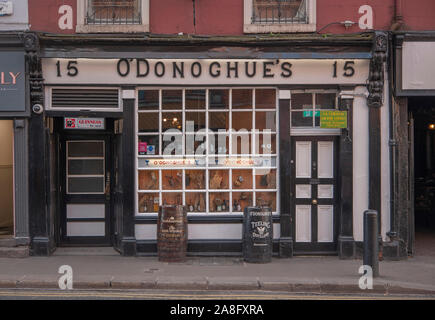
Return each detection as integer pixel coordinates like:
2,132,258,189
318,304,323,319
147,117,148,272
320,111,348,129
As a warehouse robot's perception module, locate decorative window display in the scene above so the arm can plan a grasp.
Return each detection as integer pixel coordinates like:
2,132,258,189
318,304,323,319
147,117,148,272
136,88,278,214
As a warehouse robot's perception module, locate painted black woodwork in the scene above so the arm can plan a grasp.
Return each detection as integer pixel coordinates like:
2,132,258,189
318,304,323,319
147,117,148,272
278,97,293,258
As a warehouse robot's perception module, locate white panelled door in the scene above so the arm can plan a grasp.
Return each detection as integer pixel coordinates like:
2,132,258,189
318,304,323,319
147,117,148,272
291,137,337,253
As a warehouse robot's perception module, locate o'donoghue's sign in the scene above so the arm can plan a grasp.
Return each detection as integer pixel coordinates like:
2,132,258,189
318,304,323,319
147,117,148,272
0,52,25,112
42,58,370,85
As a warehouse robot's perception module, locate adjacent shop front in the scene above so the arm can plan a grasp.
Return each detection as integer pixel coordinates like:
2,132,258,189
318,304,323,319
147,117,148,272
393,32,435,257
33,33,392,257
0,32,31,252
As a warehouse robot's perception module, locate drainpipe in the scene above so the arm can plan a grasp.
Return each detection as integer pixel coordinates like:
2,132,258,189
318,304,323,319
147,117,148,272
391,0,404,31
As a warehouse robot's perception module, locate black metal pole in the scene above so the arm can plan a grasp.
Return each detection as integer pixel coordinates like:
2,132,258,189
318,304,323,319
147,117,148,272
363,210,379,277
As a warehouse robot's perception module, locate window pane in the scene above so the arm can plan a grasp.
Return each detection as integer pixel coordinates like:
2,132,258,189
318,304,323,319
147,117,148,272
255,169,277,189
68,159,104,175
292,93,312,110
232,169,253,189
255,89,276,109
186,134,207,155
162,90,182,110
138,113,159,133
185,112,206,131
185,170,206,190
87,0,141,25
138,193,159,213
162,112,182,130
209,192,230,212
253,0,306,24
138,90,159,110
209,89,229,109
316,93,337,109
291,111,313,127
255,134,276,154
186,90,206,110
231,134,251,154
232,89,252,109
186,192,206,212
138,170,159,190
68,177,104,193
162,170,183,190
209,112,229,131
232,192,253,212
232,111,252,131
256,111,276,131
209,170,229,189
208,134,229,155
162,135,183,156
68,141,104,157
256,192,277,211
162,192,183,205
138,135,159,156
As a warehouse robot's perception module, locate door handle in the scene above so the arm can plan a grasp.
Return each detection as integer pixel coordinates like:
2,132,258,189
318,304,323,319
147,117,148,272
312,199,318,205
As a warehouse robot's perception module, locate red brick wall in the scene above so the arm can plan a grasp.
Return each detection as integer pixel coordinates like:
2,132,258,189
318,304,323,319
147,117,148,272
28,0,435,35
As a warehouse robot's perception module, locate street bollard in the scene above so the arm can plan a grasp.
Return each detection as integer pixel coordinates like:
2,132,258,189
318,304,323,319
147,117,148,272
363,210,379,277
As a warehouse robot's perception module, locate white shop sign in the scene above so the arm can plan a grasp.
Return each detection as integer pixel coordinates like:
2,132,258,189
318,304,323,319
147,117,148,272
64,117,105,130
402,42,435,90
42,58,370,85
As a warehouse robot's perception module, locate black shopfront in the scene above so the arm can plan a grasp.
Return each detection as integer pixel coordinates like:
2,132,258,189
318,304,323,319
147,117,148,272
27,32,400,259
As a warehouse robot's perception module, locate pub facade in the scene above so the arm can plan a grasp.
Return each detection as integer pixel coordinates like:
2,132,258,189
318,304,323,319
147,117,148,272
24,30,398,259
22,0,418,259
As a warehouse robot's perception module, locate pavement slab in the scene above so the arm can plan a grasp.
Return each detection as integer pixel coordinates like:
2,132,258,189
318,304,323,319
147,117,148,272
0,254,435,295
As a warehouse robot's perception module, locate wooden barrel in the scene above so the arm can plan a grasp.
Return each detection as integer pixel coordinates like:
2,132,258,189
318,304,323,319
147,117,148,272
157,205,188,262
242,206,273,263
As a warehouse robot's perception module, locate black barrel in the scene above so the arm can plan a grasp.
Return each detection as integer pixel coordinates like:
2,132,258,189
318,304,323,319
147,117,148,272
243,206,273,263
157,205,188,262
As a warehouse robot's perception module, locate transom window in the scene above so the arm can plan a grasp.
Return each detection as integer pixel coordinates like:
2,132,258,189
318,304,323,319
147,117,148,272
252,0,307,24
290,91,338,128
136,88,279,215
87,0,141,25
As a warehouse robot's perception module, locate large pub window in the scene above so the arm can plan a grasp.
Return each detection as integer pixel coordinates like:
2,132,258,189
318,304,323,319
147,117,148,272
136,88,279,215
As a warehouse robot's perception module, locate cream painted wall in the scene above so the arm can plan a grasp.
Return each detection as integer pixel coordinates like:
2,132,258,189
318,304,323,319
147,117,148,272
352,83,391,242
353,86,370,242
0,120,14,229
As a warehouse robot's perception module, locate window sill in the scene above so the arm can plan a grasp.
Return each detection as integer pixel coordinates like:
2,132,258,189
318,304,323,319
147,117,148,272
76,24,149,33
244,23,316,34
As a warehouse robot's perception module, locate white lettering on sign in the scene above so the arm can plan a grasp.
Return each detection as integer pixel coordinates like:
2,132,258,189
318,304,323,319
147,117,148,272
42,59,370,86
64,118,105,130
58,5,73,30
358,5,373,30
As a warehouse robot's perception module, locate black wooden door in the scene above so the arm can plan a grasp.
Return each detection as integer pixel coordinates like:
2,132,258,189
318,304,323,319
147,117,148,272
60,136,112,245
291,136,339,254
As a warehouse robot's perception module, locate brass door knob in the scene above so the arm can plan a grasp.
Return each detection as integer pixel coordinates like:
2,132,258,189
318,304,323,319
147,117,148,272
312,199,318,205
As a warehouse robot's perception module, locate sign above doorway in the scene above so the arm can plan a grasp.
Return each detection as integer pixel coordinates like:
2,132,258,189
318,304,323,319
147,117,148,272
64,117,105,130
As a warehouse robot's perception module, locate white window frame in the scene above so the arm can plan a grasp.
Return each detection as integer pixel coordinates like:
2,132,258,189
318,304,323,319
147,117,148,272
76,0,149,33
244,0,316,33
135,87,280,217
